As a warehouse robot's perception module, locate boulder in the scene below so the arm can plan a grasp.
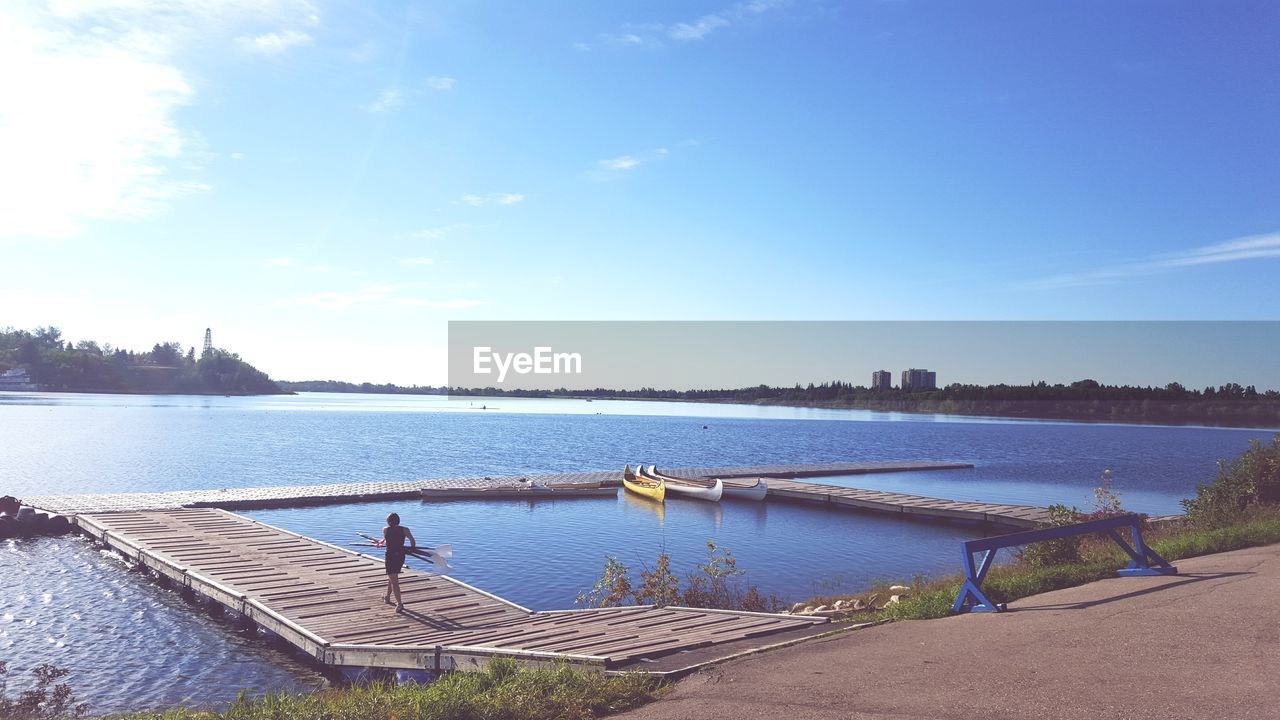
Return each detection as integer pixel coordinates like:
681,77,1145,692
851,598,866,611
889,585,911,594
790,602,807,614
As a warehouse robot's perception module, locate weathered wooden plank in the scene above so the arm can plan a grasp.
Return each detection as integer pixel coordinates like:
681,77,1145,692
74,508,838,675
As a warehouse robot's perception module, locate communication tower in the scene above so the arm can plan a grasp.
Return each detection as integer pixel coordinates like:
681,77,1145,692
203,328,213,355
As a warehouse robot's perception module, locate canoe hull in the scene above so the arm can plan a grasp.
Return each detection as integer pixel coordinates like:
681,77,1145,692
720,477,768,501
643,466,723,502
623,464,665,502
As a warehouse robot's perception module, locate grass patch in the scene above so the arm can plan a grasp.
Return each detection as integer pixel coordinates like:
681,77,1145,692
106,659,660,720
817,508,1280,622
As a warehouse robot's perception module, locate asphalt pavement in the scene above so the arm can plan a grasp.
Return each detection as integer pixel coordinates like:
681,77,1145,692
617,543,1280,720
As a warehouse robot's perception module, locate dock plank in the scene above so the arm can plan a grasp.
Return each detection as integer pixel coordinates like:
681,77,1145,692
74,508,828,673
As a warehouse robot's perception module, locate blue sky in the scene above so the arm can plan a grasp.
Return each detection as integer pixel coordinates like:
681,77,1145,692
1,1,1277,384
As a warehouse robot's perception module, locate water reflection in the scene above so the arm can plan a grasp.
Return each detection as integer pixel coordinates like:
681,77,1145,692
621,491,665,525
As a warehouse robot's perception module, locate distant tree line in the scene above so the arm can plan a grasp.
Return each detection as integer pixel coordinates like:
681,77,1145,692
0,326,285,395
278,377,1280,428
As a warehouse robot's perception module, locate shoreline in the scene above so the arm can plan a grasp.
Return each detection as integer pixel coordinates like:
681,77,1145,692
5,386,1279,431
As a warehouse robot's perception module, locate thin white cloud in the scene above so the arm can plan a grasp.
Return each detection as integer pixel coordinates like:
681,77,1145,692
603,155,641,171
400,257,435,266
597,147,671,173
363,88,403,113
229,152,246,160
409,223,472,240
282,284,485,310
669,14,729,40
347,41,377,63
576,0,786,50
0,0,318,239
425,76,456,91
1029,232,1280,289
1159,233,1280,267
237,29,313,55
265,256,299,267
451,193,525,207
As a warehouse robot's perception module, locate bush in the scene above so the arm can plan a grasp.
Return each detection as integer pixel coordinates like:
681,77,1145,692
1183,435,1280,527
1016,504,1082,568
0,662,88,719
576,542,782,612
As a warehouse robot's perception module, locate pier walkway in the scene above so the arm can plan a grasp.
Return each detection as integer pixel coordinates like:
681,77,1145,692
75,508,835,675
30,460,966,511
28,459,1054,530
51,461,1060,678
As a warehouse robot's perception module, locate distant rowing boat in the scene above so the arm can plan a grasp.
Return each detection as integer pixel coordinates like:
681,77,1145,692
420,481,616,501
642,465,723,502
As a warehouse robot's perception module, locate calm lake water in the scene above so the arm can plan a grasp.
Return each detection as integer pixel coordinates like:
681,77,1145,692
0,391,1275,712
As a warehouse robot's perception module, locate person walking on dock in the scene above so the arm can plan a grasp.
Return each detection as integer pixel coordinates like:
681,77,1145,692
382,512,416,612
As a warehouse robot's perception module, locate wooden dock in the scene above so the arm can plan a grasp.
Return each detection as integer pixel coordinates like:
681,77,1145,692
26,460,974,514
74,508,837,677
28,459,1054,530
48,461,1060,679
762,478,1051,529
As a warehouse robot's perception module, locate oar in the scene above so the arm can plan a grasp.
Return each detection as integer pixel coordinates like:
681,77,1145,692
356,533,454,571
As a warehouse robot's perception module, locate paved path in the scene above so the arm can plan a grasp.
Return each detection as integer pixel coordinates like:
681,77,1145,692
619,543,1280,720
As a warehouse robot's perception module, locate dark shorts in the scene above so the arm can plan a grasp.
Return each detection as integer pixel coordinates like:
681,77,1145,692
385,550,405,575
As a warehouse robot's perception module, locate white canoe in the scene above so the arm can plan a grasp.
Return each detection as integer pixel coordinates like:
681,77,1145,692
644,465,723,502
719,476,768,501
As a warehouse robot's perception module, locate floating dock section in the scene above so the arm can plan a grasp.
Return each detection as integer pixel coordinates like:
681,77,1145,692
74,508,837,676
28,460,976,513
37,460,1058,678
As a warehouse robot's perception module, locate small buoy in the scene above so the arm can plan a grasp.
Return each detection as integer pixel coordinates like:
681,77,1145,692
703,425,708,430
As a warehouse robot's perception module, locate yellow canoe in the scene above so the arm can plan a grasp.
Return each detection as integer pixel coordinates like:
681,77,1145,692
622,464,665,502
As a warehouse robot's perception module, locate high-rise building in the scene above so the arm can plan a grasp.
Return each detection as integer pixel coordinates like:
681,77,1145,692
901,368,938,391
871,370,892,390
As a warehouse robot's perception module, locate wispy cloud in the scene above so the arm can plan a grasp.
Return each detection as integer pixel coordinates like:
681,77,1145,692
669,15,730,40
597,147,670,174
602,155,641,171
265,256,299,268
452,193,525,207
425,76,456,91
575,0,786,50
347,41,377,63
409,223,472,240
237,29,313,55
399,257,435,266
282,284,485,310
1029,232,1280,289
362,87,403,113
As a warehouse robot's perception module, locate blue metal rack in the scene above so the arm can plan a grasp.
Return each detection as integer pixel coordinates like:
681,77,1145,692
952,513,1177,614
